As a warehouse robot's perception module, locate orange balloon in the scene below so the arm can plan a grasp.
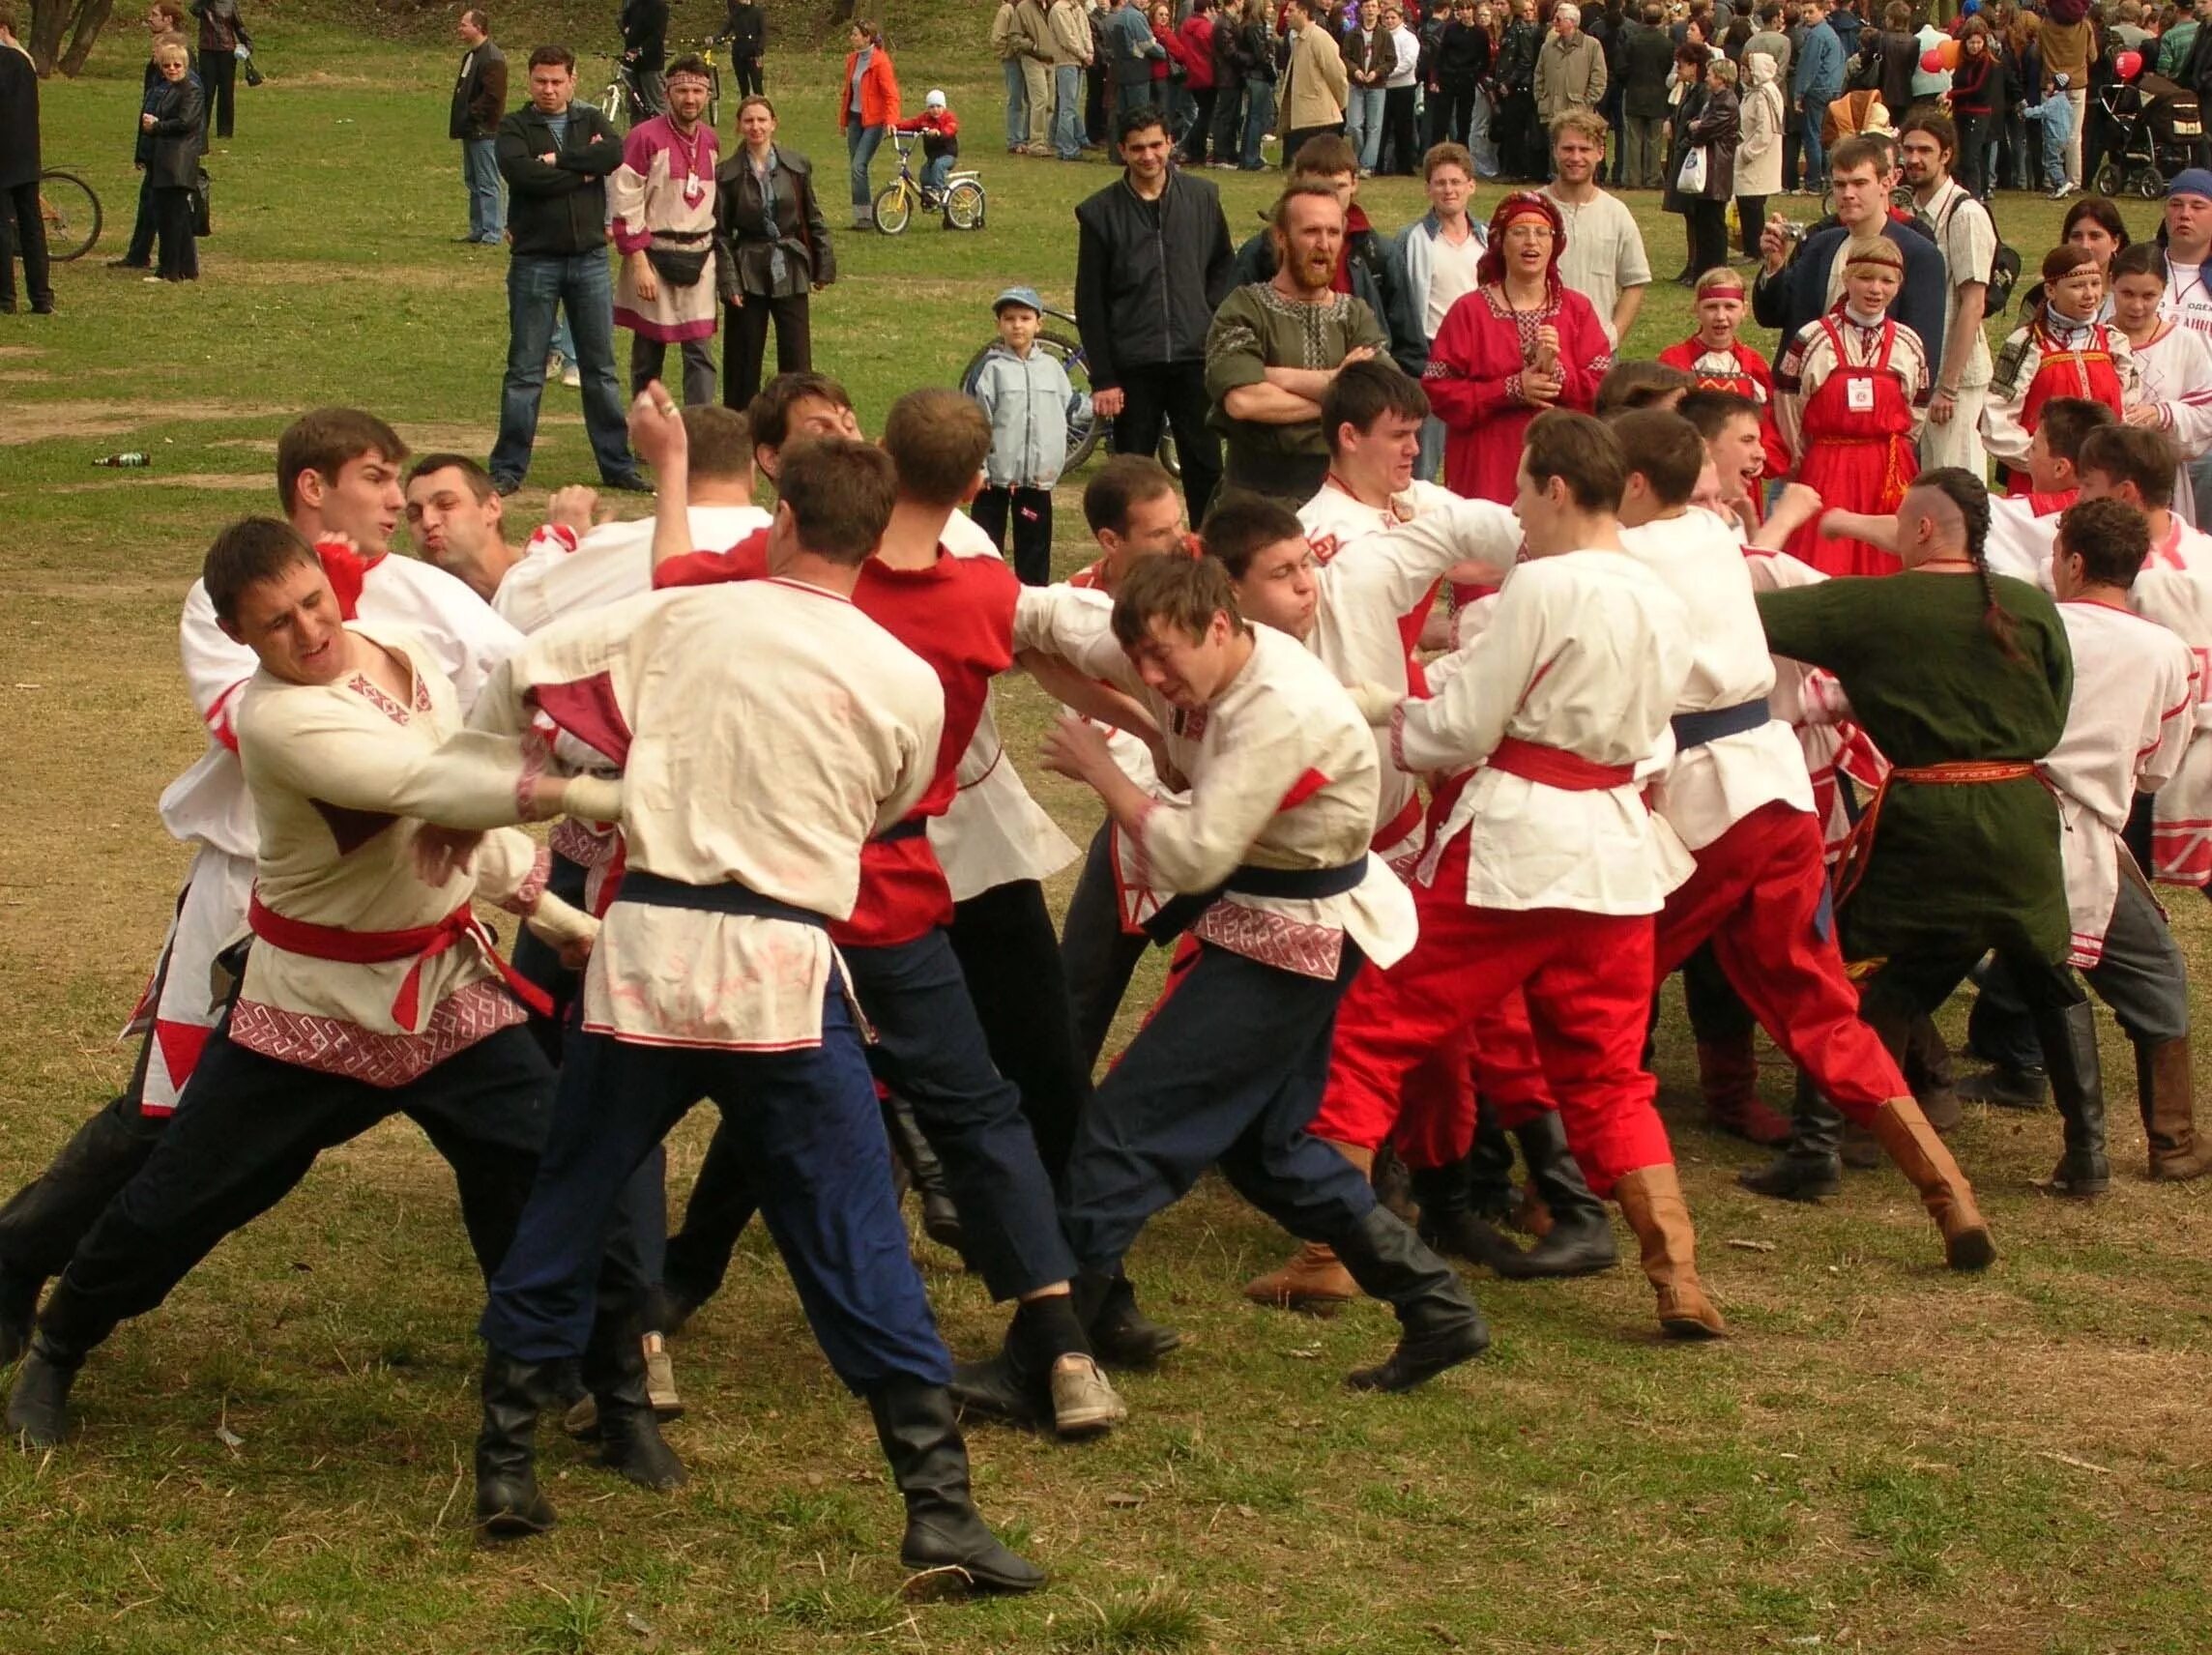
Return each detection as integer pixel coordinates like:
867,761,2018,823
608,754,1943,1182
1939,37,1961,70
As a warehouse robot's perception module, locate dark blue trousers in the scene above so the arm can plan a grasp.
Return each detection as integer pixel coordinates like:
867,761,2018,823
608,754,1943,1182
479,982,950,1390
1062,941,1377,1275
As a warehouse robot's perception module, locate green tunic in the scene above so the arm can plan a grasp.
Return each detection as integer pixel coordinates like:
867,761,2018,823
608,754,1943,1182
1203,280,1389,489
1756,570,2074,966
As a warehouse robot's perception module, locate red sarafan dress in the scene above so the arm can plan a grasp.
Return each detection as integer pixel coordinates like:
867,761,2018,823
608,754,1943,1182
1424,283,1614,505
1657,334,1794,507
1774,308,1931,577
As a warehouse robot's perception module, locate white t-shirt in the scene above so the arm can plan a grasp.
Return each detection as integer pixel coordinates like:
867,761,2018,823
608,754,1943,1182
1924,178,1995,391
2164,256,2212,344
1424,225,1485,338
1542,188,1651,345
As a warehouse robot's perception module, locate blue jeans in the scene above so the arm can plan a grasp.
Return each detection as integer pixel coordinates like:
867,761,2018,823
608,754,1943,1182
490,251,635,487
461,136,503,241
921,153,954,193
1241,79,1276,167
1347,85,1386,170
1004,59,1028,149
1801,98,1829,187
846,121,885,211
1055,64,1086,158
1116,78,1156,120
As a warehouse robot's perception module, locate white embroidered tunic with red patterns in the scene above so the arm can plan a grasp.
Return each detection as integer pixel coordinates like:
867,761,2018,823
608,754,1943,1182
1013,587,1416,978
229,623,588,1088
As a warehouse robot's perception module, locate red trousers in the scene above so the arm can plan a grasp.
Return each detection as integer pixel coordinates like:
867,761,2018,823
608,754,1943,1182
1371,993,1555,1170
1651,800,1907,1122
1319,834,1674,1200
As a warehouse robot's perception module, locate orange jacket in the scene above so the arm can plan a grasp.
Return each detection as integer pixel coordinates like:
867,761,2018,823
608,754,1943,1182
839,47,901,130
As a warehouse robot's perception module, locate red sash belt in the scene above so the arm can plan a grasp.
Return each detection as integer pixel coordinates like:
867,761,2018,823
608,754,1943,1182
247,893,553,1031
1372,793,1426,854
1833,760,2040,910
1487,736,1636,792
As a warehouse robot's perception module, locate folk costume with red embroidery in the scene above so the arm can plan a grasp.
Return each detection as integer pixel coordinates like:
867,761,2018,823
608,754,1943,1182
2111,250,2212,527
1983,246,2139,487
1422,192,1614,507
1657,271,1791,498
1773,238,1932,578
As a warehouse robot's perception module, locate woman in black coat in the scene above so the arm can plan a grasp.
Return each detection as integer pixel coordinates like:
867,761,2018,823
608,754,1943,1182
1682,56,1739,280
144,41,205,281
1660,41,1710,282
713,94,837,411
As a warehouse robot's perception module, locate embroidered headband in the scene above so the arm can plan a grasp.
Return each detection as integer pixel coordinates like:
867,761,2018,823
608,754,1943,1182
1843,236,1904,274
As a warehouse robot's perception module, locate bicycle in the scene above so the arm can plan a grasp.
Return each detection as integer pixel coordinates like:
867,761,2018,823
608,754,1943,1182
38,169,102,263
599,41,723,135
873,135,986,236
959,303,1180,479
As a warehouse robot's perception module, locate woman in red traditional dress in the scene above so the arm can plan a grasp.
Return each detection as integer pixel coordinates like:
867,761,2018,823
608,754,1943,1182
1421,190,1613,506
1982,244,2139,492
1772,236,1931,578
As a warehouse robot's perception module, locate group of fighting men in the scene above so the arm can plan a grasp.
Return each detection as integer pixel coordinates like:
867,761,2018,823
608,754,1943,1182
0,343,2199,1592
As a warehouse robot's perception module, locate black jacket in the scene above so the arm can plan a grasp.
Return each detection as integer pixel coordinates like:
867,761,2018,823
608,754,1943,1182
145,77,206,189
1437,20,1490,84
496,102,624,256
1074,168,1236,387
621,0,670,73
714,146,835,299
722,2,765,59
451,39,508,141
1619,20,1675,118
0,42,39,189
190,0,247,55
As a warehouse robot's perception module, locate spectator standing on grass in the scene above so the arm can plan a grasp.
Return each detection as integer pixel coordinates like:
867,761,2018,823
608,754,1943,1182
1051,0,1098,160
1076,106,1235,518
620,0,670,119
1544,109,1651,343
1104,0,1168,116
489,45,643,494
1014,0,1059,157
713,94,833,413
1177,0,1220,164
1235,0,1280,167
451,10,509,247
111,4,195,273
972,285,1084,584
1209,0,1247,164
1381,6,1419,173
839,21,900,231
609,54,720,408
1792,0,1843,193
1397,140,1489,474
1901,109,1994,478
1748,0,1792,83
1282,0,1351,161
143,37,204,283
1496,0,1544,177
1621,2,1677,189
1736,46,1784,255
994,0,1030,152
1680,55,1738,278
2039,2,2094,194
189,0,247,145
722,0,766,97
1536,3,1610,131
1430,1,1489,152
0,4,53,316
1345,1,1396,173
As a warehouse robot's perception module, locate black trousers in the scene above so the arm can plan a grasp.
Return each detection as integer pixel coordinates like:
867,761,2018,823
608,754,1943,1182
972,485,1054,585
1112,358,1221,526
154,186,198,281
0,1024,166,1289
629,332,718,406
1212,82,1244,160
1182,87,1216,162
1496,88,1539,179
1060,820,1151,1068
123,171,157,266
1689,197,1730,280
721,290,811,413
1782,121,1801,192
735,56,765,97
1382,84,1419,173
198,49,238,139
1438,80,1478,148
1954,110,1988,197
0,180,53,310
1736,193,1768,259
36,1025,552,1358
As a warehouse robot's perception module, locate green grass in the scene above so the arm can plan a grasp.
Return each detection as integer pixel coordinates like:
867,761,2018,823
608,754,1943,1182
6,17,2212,1655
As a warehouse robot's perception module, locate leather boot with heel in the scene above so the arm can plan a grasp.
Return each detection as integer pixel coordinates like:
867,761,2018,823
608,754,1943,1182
1408,1155,1511,1267
1245,1141,1369,1308
2036,999,2110,1197
1329,1205,1490,1391
2138,1036,2212,1181
1867,1096,1996,1269
475,1349,561,1536
1613,1164,1726,1339
5,1330,81,1448
868,1378,1045,1592
883,1094,968,1261
1697,1032,1793,1146
1738,1072,1846,1201
1492,1114,1619,1279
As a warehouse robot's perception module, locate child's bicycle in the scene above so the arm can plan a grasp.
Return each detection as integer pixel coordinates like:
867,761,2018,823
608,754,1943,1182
874,135,986,235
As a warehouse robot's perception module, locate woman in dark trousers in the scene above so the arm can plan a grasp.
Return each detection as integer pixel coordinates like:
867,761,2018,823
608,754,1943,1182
144,40,204,281
112,4,194,270
714,95,835,412
722,0,765,96
1660,42,1709,282
1682,55,1739,279
1949,17,2000,200
189,0,247,143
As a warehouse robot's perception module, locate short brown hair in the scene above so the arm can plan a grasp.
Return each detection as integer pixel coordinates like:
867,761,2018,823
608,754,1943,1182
2079,424,2179,509
1900,108,1958,158
1828,133,1890,178
1291,132,1359,178
2057,497,2154,588
882,389,992,509
775,439,898,566
527,44,575,72
1110,553,1247,649
461,8,490,31
747,372,854,456
1421,141,1475,180
148,0,188,25
1271,180,1346,236
1523,409,1627,512
276,409,408,516
1550,109,1609,146
405,452,495,502
1084,454,1179,538
682,404,754,483
1610,409,1708,508
204,517,320,626
1322,359,1430,453
1199,492,1306,580
2038,397,2120,468
1595,359,1692,416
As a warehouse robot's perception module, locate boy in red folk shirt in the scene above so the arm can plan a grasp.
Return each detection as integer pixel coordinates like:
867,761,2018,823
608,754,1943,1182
1659,273,1791,516
648,388,1126,1441
1611,410,1994,1269
1332,409,1729,1340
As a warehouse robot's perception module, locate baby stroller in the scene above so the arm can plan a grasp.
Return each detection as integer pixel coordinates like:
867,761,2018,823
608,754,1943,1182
2094,71,2205,200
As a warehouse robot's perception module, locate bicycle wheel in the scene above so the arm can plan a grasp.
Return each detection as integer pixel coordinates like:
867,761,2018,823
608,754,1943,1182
39,171,102,263
873,182,913,235
944,181,986,232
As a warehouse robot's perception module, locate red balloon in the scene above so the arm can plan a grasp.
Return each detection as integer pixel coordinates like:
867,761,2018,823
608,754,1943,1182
1920,46,1946,73
2116,48,2144,80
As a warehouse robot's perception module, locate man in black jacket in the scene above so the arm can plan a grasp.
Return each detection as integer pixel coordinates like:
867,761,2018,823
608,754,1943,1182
189,0,248,143
0,5,51,315
1619,4,1676,189
451,10,509,246
1074,107,1236,523
621,0,670,119
722,0,765,98
488,45,646,494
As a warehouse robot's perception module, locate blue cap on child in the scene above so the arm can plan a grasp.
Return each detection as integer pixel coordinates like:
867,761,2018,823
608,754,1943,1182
993,285,1044,314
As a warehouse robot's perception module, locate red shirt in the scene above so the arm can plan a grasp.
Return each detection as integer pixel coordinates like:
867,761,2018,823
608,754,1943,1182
655,531,1018,948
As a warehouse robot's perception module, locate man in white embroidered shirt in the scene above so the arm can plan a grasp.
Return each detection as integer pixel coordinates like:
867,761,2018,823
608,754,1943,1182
957,553,1490,1404
5,519,612,1460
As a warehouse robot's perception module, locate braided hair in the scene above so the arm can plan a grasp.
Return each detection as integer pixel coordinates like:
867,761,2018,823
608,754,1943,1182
1913,466,2024,664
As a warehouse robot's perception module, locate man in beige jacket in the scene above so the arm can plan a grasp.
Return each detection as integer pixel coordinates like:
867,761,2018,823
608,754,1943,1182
1012,0,1057,157
1047,0,1094,160
1281,0,1348,167
1534,2,1608,125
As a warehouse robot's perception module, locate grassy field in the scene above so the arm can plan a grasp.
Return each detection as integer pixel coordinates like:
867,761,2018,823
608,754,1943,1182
6,15,2212,1654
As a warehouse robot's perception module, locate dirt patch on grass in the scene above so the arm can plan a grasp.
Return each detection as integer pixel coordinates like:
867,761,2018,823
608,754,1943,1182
0,399,295,445
0,369,55,385
218,261,467,291
40,472,267,494
0,345,40,360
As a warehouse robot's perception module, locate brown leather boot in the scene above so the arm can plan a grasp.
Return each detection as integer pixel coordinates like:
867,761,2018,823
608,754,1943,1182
2139,1037,2212,1181
1244,1142,1367,1309
1867,1097,1996,1270
1611,1165,1726,1339
1698,1034,1792,1147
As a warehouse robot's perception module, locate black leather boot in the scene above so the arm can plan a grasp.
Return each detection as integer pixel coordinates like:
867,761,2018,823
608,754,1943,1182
474,1349,560,1536
1466,1115,1518,1224
883,1094,968,1260
5,1331,80,1449
1086,1271,1182,1370
2036,999,2110,1197
1492,1115,1618,1279
1408,1156,1511,1265
1329,1206,1490,1392
1738,1071,1846,1201
582,1313,686,1492
0,1270,38,1367
867,1378,1045,1592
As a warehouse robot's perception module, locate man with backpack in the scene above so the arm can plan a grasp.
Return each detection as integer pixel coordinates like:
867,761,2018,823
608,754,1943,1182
1902,110,2007,475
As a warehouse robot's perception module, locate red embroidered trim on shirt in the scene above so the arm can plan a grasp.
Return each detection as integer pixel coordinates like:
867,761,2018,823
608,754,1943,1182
1190,902,1346,980
226,978,527,1089
347,672,413,728
500,844,553,916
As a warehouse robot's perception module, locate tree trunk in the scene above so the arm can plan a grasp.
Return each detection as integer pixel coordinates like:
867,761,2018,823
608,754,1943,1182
60,0,117,75
27,0,117,74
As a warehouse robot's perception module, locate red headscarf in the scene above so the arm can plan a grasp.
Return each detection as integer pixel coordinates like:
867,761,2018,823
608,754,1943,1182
1475,190,1567,302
